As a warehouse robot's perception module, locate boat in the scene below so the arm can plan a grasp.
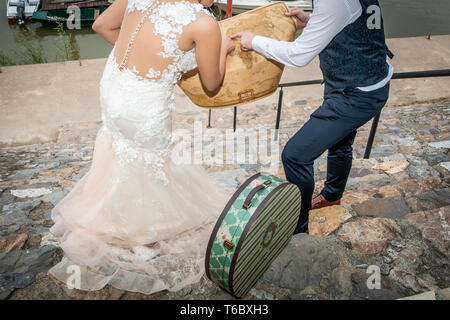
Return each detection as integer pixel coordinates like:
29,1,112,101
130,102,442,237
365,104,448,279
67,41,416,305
7,0,41,24
32,6,109,26
31,0,110,26
36,0,111,10
214,0,312,14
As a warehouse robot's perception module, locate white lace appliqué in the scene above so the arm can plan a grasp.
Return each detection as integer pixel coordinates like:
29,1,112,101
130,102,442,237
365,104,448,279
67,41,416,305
146,68,161,78
148,1,205,84
126,0,155,13
99,0,210,185
126,0,212,84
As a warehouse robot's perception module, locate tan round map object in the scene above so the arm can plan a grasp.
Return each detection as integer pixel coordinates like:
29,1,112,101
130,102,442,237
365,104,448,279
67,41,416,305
178,2,297,108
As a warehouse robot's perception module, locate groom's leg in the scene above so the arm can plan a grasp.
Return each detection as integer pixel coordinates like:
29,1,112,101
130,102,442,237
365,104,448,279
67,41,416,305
282,84,390,233
320,130,357,202
282,96,356,232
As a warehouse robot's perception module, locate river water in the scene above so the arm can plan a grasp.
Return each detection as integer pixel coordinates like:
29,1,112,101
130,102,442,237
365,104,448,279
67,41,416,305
1,0,450,64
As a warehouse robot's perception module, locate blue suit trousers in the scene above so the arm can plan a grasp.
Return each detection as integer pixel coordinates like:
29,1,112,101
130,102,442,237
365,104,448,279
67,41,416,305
281,84,390,230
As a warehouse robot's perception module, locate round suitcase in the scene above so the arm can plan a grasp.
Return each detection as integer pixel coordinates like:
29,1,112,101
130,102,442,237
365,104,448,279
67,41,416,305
178,2,297,108
205,173,302,298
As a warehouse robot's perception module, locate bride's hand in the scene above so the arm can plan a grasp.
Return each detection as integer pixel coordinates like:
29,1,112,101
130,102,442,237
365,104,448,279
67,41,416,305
222,35,236,55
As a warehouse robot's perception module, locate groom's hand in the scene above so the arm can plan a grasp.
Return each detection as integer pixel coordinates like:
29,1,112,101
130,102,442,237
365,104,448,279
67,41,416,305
285,7,310,28
230,31,256,52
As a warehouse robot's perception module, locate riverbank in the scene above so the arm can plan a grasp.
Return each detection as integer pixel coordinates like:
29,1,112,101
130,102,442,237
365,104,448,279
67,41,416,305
1,35,450,147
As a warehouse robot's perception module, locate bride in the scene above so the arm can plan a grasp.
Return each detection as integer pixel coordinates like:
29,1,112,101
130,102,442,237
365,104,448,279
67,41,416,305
47,0,235,294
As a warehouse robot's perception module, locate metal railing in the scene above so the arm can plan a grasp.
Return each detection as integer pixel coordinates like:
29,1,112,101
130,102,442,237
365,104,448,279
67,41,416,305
275,69,450,158
207,69,450,159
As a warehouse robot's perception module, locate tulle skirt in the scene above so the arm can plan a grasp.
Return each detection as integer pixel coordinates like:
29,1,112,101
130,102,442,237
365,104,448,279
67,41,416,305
46,126,232,295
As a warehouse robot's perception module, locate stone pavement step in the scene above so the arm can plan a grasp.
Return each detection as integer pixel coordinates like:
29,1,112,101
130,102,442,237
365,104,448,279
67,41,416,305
404,205,450,256
398,287,450,300
0,101,448,300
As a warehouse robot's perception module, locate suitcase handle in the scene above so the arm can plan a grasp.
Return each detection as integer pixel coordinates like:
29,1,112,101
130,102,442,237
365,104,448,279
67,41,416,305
242,180,272,209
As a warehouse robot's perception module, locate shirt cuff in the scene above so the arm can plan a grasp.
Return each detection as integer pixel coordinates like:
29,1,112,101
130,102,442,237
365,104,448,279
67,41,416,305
251,35,271,55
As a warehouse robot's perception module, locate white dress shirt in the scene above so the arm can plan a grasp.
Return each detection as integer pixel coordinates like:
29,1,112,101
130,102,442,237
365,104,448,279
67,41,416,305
251,0,393,92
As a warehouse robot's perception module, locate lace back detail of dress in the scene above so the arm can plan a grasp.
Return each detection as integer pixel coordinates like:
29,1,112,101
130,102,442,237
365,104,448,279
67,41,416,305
100,0,213,185
112,0,213,86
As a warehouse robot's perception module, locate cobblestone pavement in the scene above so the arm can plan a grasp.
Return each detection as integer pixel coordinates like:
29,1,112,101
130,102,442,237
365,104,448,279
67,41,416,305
0,99,449,300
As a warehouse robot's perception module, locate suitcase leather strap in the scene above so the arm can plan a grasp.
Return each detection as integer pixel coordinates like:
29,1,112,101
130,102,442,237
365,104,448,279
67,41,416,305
242,180,272,209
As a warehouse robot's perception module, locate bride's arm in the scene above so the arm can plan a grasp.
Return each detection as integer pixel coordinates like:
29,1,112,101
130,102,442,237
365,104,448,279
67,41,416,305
92,0,128,45
190,15,235,92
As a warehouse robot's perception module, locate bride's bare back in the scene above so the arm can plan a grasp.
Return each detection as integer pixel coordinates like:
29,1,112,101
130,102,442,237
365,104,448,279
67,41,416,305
93,0,234,90
114,0,207,83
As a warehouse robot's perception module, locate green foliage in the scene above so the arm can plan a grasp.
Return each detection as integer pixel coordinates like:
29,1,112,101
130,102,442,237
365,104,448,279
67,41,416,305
0,22,80,66
54,21,80,62
10,26,48,64
0,50,16,66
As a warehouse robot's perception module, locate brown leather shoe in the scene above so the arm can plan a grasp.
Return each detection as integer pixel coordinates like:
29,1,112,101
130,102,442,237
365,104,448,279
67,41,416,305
311,194,341,210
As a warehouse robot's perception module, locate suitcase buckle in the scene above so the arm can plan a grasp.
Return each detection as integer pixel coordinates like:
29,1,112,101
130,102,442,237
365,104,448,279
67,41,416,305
224,240,235,250
243,202,252,210
262,180,272,188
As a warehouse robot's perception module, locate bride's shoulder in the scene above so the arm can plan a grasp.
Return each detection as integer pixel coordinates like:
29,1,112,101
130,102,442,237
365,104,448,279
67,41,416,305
191,10,217,27
187,5,218,31
185,13,219,43
164,1,215,25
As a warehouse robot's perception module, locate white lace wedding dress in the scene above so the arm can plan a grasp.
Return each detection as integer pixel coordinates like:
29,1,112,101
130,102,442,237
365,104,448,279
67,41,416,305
47,0,231,294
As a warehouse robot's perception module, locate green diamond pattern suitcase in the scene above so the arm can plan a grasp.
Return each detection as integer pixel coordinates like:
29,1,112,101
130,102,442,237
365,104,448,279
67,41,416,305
205,173,302,298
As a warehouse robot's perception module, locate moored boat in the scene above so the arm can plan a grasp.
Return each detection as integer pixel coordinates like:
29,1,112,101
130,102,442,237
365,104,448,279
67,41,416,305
7,0,40,24
31,0,110,26
32,6,108,26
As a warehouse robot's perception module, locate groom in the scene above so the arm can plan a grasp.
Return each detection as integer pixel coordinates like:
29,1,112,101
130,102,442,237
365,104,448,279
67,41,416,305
232,0,394,234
